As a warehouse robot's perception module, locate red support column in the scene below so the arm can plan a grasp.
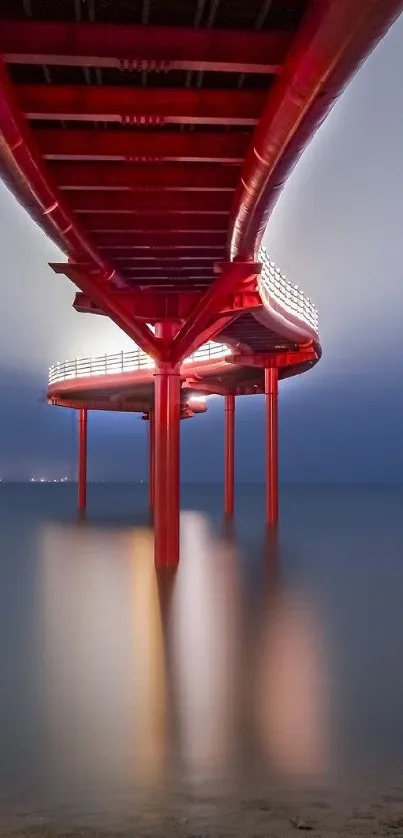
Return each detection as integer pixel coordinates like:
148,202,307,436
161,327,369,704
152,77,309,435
78,407,87,513
148,409,155,510
224,393,235,516
154,321,181,567
265,368,278,526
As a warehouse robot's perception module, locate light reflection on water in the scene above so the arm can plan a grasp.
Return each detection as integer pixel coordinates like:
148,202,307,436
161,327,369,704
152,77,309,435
1,484,403,831
9,513,331,808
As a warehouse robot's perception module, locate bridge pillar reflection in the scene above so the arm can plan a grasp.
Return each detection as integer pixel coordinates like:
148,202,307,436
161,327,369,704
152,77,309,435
265,368,278,526
78,407,87,513
154,322,181,567
224,394,235,516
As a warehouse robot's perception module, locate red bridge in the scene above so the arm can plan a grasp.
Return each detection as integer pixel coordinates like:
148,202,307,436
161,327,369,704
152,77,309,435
0,0,400,565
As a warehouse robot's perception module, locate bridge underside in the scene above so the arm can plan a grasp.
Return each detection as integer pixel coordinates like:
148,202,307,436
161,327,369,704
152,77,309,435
0,0,401,564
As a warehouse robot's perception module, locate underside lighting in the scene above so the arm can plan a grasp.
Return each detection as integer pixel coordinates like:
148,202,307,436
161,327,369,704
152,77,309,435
258,246,319,333
188,395,207,406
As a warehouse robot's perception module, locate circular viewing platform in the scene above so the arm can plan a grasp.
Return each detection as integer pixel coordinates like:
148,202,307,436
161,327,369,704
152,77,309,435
47,251,320,414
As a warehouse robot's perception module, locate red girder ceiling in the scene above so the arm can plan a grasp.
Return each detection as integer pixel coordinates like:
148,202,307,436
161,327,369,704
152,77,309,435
0,0,401,296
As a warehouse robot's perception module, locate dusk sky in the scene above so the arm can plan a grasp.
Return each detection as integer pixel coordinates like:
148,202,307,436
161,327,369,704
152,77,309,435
1,14,403,483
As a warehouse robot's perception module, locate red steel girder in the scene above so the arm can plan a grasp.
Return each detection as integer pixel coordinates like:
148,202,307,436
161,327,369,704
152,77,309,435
103,249,225,261
0,21,290,74
184,378,231,397
173,312,240,360
96,232,227,248
50,262,160,357
229,0,403,259
0,57,124,283
121,266,213,276
72,284,259,320
101,247,225,258
231,348,318,368
170,262,260,363
74,289,203,321
51,161,239,192
86,214,227,232
50,396,153,413
70,190,232,214
19,85,265,125
36,128,250,162
124,280,212,289
112,257,218,267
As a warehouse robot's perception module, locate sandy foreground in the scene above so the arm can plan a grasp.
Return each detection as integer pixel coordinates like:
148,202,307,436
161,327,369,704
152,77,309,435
2,779,403,838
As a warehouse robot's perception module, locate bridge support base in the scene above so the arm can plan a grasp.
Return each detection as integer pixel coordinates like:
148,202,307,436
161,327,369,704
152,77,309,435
148,409,155,511
154,322,181,567
224,394,235,516
265,368,278,526
78,407,87,513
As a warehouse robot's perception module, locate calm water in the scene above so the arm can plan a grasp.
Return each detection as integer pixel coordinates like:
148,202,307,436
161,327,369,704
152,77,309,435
1,482,403,832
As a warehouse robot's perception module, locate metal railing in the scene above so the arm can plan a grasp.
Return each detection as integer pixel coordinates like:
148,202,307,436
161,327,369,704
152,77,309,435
258,246,319,333
49,341,231,385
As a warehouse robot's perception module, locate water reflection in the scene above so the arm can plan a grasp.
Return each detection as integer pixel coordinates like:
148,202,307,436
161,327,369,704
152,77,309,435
2,484,403,831
24,513,330,811
171,513,241,783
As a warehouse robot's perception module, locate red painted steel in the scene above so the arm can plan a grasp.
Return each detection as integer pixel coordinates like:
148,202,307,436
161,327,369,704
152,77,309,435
171,262,259,364
19,85,265,125
96,233,227,248
149,410,155,511
100,248,225,260
0,21,290,73
85,214,228,232
0,0,397,555
0,58,126,284
51,263,160,355
78,407,87,512
71,191,233,214
51,162,239,192
229,0,403,259
154,321,181,567
265,368,278,527
37,128,249,163
224,394,235,517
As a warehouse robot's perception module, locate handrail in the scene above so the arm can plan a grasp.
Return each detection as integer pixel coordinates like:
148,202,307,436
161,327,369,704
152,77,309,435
258,246,318,333
49,255,318,386
49,340,231,385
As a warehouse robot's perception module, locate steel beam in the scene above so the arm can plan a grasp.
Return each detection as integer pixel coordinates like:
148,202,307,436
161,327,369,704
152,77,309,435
50,262,161,357
86,214,227,232
100,246,225,258
113,257,217,267
51,161,240,191
96,232,227,248
170,262,260,363
154,321,181,567
148,410,155,511
20,85,265,125
36,128,250,163
78,407,87,513
0,57,123,283
224,394,235,517
1,21,290,73
121,267,213,277
229,0,403,259
265,368,278,527
71,190,232,213
73,289,203,321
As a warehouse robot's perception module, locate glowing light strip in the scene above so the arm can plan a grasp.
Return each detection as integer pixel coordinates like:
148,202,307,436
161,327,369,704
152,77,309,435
258,246,318,332
49,341,231,385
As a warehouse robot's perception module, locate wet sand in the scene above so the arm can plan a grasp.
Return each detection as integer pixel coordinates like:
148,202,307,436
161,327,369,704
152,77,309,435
3,780,403,838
